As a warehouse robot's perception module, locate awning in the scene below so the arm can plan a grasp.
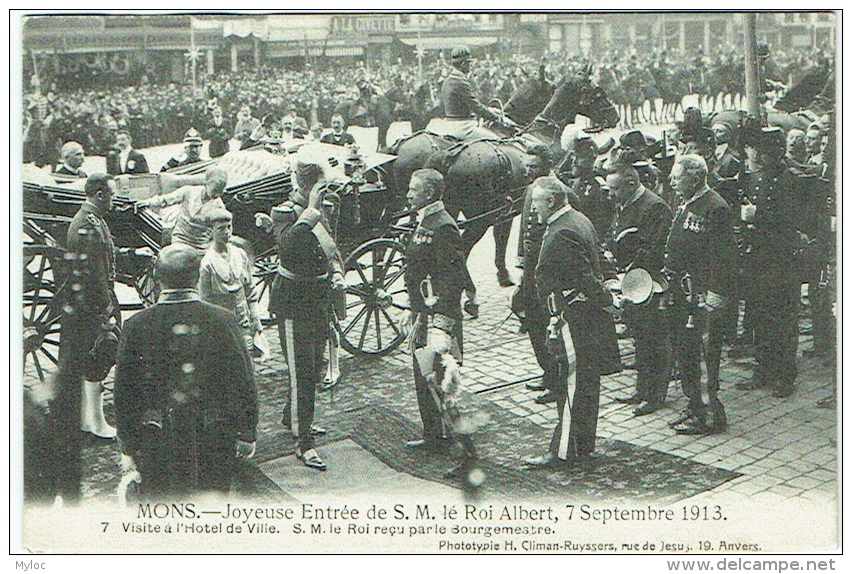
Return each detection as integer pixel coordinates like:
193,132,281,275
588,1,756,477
266,43,363,58
266,22,330,42
221,19,268,39
398,36,499,50
308,45,363,57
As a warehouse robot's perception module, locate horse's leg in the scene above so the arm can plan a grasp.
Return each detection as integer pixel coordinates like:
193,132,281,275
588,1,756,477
493,219,514,287
458,219,493,316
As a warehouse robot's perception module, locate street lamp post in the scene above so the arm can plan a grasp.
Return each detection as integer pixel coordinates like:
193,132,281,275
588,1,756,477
744,13,760,117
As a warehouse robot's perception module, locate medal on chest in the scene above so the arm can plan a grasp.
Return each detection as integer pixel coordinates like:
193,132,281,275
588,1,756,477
412,226,434,245
683,211,706,233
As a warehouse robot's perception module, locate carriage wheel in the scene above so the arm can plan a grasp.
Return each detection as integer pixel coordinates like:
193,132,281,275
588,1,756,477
132,258,158,307
252,246,278,325
23,244,68,384
338,238,408,357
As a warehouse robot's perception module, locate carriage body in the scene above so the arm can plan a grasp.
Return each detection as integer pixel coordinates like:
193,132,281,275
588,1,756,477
22,143,406,382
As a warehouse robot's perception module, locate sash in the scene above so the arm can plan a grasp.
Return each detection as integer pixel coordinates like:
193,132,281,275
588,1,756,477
311,223,340,262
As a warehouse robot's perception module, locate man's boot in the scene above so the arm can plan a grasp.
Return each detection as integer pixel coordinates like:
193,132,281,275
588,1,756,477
81,381,116,439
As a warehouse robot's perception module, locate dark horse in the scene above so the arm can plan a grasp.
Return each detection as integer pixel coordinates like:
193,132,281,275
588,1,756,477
391,64,619,295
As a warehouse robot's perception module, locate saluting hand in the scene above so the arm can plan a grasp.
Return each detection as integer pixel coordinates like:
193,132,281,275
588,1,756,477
307,176,328,211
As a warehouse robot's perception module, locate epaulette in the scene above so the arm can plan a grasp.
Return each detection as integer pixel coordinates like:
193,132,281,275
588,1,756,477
86,213,102,228
271,201,296,223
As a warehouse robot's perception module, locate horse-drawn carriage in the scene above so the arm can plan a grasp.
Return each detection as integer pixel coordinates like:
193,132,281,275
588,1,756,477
23,63,624,383
22,142,412,383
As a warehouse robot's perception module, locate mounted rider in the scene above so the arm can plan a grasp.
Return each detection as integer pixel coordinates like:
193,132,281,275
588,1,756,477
427,45,503,141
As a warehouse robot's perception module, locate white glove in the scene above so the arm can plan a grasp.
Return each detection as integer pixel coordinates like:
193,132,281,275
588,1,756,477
428,328,451,355
134,246,156,258
236,440,256,460
255,213,273,230
119,453,138,474
704,291,728,312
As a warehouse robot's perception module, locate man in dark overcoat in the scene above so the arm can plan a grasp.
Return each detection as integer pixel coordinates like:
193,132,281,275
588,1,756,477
606,166,673,416
114,244,258,498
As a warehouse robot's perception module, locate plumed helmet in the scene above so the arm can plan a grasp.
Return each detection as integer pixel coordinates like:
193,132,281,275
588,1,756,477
451,45,472,63
183,127,202,145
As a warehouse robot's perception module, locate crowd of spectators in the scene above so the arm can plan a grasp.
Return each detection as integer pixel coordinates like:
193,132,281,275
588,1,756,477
23,44,833,168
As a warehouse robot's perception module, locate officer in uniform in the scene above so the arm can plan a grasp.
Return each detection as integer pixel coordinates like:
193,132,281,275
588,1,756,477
28,174,120,503
804,123,835,361
431,45,501,141
736,128,802,398
402,169,472,468
160,128,205,172
262,159,342,471
606,166,673,416
709,121,744,206
665,155,737,435
708,120,746,352
524,176,622,470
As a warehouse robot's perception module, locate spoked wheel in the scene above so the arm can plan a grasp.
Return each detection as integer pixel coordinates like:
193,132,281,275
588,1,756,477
132,258,158,308
338,238,408,357
23,244,68,384
252,246,278,325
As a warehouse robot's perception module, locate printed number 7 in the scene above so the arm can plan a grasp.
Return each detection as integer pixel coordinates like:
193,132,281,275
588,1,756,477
101,522,109,532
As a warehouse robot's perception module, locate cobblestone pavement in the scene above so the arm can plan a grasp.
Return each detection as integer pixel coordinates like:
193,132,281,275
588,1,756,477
20,135,838,552
21,218,838,510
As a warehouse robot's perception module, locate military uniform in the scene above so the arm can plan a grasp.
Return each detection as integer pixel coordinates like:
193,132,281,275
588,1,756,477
608,186,673,410
746,166,802,395
803,156,836,358
536,205,622,461
269,198,340,453
404,200,468,446
710,144,744,207
665,187,737,431
53,201,119,501
430,68,499,141
708,144,746,346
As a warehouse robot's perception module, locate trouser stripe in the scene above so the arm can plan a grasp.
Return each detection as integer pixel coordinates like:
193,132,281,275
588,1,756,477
557,322,578,461
284,319,299,438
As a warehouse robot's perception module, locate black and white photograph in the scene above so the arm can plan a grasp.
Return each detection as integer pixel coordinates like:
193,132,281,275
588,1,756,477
12,9,840,559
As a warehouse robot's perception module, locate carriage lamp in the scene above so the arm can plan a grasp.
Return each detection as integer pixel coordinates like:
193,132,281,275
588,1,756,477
344,143,366,182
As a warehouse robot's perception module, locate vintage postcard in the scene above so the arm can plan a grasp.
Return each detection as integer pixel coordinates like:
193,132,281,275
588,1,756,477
13,9,840,559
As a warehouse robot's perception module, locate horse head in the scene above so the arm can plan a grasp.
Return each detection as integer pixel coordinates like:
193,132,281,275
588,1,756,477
539,64,619,132
503,64,556,125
